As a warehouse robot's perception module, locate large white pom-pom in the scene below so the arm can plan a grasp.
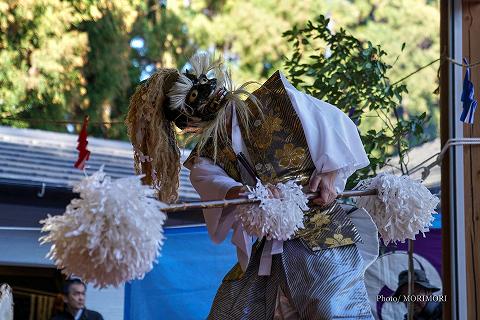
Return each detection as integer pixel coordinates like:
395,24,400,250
236,180,308,240
354,173,439,245
0,284,13,320
40,169,166,287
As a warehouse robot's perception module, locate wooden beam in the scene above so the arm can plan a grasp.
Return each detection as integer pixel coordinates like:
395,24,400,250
462,2,480,319
0,265,56,277
440,0,451,318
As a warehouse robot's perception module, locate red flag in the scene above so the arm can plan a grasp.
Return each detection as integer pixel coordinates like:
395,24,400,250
74,116,91,169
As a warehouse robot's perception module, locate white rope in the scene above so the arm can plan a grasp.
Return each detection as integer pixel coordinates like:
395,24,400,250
408,138,480,180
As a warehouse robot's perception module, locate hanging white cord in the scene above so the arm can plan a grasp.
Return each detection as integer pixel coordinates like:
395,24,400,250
408,138,480,180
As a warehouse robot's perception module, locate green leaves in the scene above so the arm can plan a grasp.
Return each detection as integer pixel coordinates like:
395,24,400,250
0,0,195,138
0,0,88,126
283,15,429,188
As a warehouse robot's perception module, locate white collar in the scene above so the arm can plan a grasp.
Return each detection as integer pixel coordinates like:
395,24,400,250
74,308,83,320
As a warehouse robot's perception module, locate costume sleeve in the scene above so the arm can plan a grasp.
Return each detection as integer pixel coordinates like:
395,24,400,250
188,156,243,243
280,72,370,192
189,156,253,271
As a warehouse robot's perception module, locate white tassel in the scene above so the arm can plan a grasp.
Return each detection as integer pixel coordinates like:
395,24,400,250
0,284,13,320
168,51,225,112
354,173,439,245
40,169,167,288
236,180,308,241
189,51,215,76
168,73,193,111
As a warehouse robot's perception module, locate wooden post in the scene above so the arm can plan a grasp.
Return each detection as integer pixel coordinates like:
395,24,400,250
462,1,480,319
407,239,414,320
439,0,452,316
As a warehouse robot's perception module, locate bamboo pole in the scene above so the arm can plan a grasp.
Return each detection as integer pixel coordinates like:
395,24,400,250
407,239,414,320
162,189,378,213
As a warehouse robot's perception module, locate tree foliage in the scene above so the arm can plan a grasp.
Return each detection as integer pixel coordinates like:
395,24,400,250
283,16,430,187
0,0,439,149
0,0,87,124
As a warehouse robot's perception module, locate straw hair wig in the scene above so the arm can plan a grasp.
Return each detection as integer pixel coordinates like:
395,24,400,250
125,69,181,202
125,52,261,202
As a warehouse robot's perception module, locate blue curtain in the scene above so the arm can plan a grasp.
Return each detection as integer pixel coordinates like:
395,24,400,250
124,226,237,320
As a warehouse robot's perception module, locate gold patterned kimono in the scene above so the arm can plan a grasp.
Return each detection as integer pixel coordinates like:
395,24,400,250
185,71,361,252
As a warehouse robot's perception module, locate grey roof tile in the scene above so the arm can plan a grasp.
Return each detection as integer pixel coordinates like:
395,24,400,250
380,138,441,188
0,125,200,201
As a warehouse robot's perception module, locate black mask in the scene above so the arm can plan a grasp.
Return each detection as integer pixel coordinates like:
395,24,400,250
184,73,217,109
165,72,223,129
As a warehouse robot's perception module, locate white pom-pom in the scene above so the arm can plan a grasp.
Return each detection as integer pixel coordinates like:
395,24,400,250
236,180,308,241
0,284,13,320
40,169,167,287
354,173,439,245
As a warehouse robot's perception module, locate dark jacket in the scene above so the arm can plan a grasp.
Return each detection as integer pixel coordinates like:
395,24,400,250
403,301,442,320
51,308,104,320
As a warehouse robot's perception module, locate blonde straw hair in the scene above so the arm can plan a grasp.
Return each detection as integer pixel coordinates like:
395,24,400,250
125,69,181,203
194,70,263,161
125,52,262,202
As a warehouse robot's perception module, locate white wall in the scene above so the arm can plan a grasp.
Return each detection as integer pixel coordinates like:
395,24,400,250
86,284,125,320
0,227,125,320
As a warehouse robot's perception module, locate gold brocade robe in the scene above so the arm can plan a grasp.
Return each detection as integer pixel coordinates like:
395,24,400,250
185,71,361,251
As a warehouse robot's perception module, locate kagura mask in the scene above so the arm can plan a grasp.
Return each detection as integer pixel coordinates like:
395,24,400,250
165,54,227,129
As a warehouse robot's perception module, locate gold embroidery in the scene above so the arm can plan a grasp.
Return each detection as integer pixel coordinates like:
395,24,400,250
222,263,245,282
185,137,242,182
254,163,277,183
295,202,360,251
275,143,305,168
188,71,362,252
220,145,237,162
252,115,282,150
325,234,354,247
310,212,331,228
263,115,283,132
253,134,272,150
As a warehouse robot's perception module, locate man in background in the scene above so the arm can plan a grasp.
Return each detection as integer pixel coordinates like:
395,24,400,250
394,269,442,320
51,278,103,320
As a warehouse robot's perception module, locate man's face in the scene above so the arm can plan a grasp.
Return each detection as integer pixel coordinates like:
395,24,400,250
64,283,86,311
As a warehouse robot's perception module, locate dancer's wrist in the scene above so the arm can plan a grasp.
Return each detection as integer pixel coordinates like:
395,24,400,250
225,185,247,199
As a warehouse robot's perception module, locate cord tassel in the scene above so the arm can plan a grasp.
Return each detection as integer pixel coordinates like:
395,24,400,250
74,116,91,169
460,58,477,124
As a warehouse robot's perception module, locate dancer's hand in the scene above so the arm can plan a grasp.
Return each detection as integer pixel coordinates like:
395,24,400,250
225,184,282,199
266,184,282,199
309,170,338,207
225,185,248,199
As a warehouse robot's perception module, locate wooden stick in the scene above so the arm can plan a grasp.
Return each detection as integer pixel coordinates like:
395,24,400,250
407,239,414,320
162,189,378,213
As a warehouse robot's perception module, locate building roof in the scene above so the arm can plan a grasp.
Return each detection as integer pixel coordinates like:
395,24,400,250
0,125,441,196
0,125,200,201
383,138,441,189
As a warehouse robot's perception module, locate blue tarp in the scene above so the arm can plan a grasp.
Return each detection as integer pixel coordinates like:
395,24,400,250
431,213,441,229
124,212,442,320
124,225,237,320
